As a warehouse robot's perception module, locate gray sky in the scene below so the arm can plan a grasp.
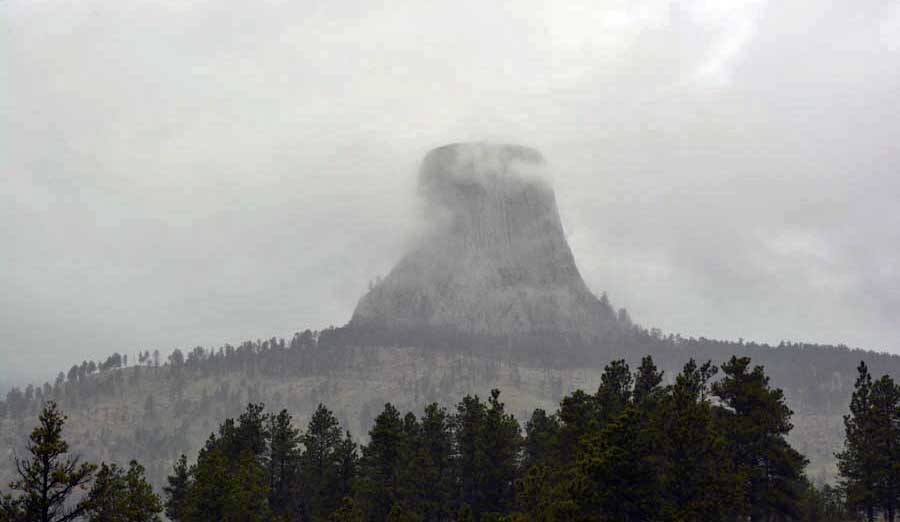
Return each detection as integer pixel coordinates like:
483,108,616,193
4,0,900,383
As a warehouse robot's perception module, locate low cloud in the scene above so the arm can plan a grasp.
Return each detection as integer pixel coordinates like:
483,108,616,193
3,0,899,382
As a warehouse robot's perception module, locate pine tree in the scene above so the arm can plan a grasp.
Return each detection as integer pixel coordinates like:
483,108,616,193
868,375,899,521
523,408,560,469
229,403,270,459
837,362,879,521
334,430,359,508
163,455,191,521
516,461,578,522
268,409,300,518
454,390,521,518
518,410,568,521
87,463,129,522
122,461,163,522
358,403,405,522
632,356,664,407
179,404,273,521
8,401,96,522
86,461,163,522
713,356,808,522
572,406,660,522
184,447,271,522
658,360,742,521
299,404,349,520
556,389,598,469
840,364,900,522
595,360,633,424
480,389,522,515
386,403,454,521
455,393,488,515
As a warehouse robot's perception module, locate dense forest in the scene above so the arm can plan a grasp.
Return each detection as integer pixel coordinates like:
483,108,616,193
3,355,899,522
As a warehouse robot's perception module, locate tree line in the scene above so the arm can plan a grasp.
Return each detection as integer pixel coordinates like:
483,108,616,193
4,323,899,423
3,354,897,522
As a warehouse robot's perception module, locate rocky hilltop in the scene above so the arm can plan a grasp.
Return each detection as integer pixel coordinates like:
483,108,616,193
351,143,620,338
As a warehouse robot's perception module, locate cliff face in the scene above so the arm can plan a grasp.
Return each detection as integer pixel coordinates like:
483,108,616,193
350,143,619,338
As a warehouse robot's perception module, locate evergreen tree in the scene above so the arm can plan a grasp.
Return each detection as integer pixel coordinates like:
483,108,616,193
518,411,568,521
85,461,163,522
869,375,900,521
572,406,660,522
516,461,578,522
455,393,489,516
522,409,560,470
838,363,900,521
358,403,405,522
333,430,359,508
594,360,633,424
395,404,454,521
268,409,301,518
658,360,742,521
227,402,270,459
299,404,348,521
713,356,808,522
838,362,878,521
179,404,273,521
632,356,664,407
163,455,190,521
480,389,522,515
8,401,96,522
555,390,598,467
184,447,271,522
454,390,521,518
121,461,163,522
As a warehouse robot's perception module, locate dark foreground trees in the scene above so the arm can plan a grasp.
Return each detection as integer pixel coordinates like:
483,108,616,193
0,402,161,522
159,355,827,522
3,401,96,522
85,461,163,522
5,354,868,522
712,357,808,522
837,362,900,522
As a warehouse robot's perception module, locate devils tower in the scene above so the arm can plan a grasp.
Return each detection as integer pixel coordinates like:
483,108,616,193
350,143,620,339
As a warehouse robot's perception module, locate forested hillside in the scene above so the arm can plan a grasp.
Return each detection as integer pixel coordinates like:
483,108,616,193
2,323,898,491
157,355,814,522
12,355,895,522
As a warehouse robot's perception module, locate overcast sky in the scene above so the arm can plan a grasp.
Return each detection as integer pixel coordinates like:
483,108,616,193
3,0,900,384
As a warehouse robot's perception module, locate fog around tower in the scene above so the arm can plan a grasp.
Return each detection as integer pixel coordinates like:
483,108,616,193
4,0,900,384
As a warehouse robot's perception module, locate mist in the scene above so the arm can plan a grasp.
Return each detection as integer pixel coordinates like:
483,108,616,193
4,0,900,382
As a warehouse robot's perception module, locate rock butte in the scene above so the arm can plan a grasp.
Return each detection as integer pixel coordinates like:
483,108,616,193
350,143,621,338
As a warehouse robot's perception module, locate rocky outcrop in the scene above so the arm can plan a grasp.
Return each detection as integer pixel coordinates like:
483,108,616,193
350,143,620,339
